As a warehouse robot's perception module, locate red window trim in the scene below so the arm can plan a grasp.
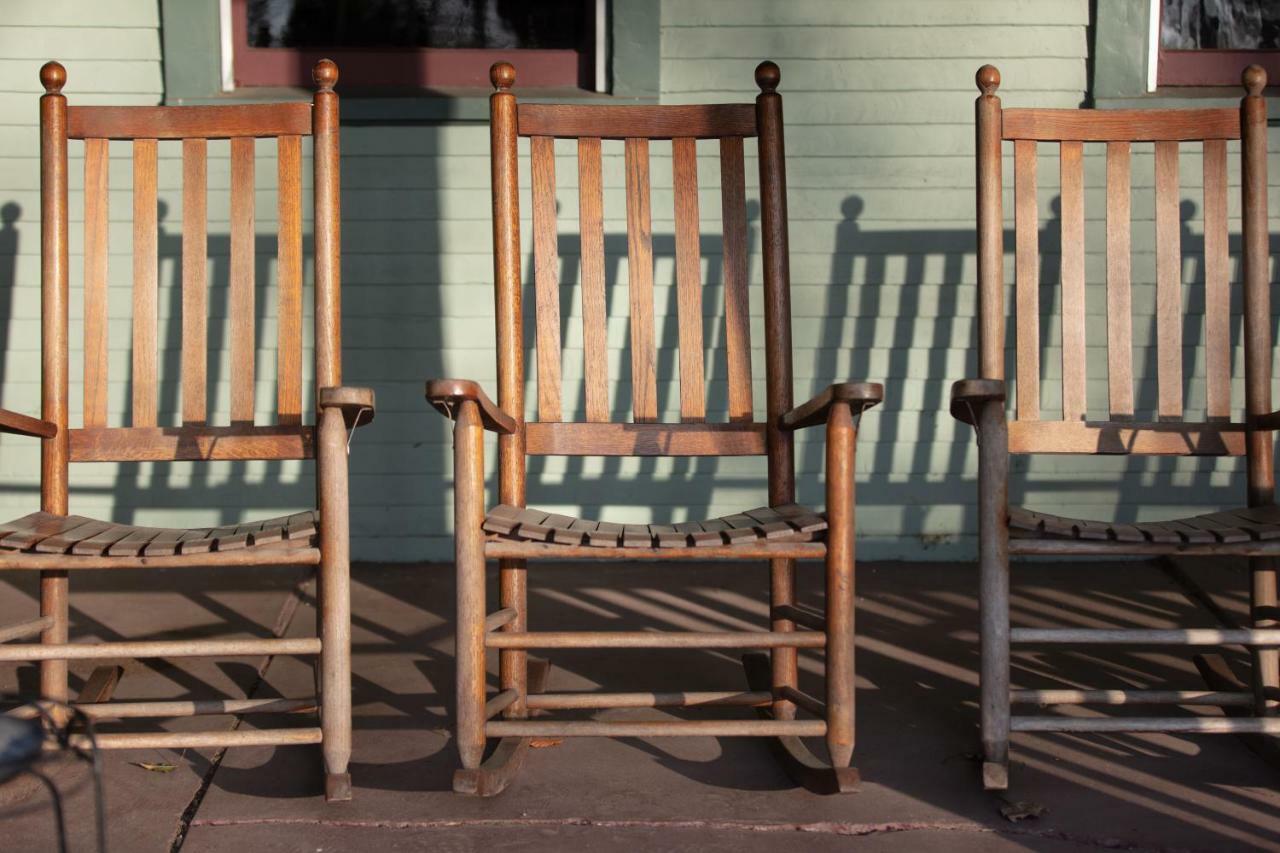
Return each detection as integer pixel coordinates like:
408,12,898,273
230,0,592,90
1159,49,1280,87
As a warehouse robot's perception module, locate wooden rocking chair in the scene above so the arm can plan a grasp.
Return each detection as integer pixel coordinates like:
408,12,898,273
426,61,882,795
0,60,372,802
954,64,1278,790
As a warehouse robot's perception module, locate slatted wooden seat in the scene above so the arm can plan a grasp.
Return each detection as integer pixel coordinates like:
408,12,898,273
952,65,1279,792
483,504,828,549
0,60,372,803
426,62,883,797
0,511,318,558
1009,506,1280,549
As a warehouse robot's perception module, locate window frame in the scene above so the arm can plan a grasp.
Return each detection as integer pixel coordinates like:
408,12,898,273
1156,1,1280,87
229,0,597,91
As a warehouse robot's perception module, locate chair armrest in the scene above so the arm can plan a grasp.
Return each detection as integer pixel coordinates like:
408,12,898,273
779,382,884,431
950,379,1006,427
0,408,57,439
425,378,519,435
1250,410,1280,432
319,386,376,429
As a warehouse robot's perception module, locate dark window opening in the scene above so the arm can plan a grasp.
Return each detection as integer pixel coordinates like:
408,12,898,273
1158,0,1280,86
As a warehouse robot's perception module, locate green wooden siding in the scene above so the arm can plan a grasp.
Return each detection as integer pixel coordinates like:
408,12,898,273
0,0,1273,561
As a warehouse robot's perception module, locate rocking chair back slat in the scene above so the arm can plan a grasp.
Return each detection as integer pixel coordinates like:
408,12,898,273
1105,141,1134,419
181,138,208,426
1012,139,1038,421
1059,140,1086,424
1154,140,1183,420
82,138,109,428
672,137,706,423
719,136,754,422
530,135,562,422
624,136,658,423
1202,138,1231,420
131,139,158,427
229,137,256,425
276,134,304,426
577,137,609,422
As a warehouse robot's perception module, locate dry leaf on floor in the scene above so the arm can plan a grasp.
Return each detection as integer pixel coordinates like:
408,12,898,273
999,799,1046,822
131,762,176,773
529,737,563,749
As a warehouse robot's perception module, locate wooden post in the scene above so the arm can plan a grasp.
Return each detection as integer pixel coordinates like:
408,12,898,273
755,61,799,720
1240,65,1277,712
975,65,1004,380
490,63,528,717
310,60,352,801
39,61,69,719
824,402,855,767
313,59,342,390
455,400,487,768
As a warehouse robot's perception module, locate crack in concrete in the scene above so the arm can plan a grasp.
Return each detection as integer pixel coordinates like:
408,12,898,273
186,815,1192,852
167,571,314,852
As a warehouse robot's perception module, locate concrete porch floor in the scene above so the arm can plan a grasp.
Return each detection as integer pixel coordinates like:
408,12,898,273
1,557,1278,852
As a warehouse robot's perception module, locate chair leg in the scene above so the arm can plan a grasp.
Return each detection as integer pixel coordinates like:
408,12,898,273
979,549,1010,791
769,557,797,720
824,401,856,769
499,558,528,718
40,569,69,726
977,400,1010,790
453,401,487,772
1250,557,1279,714
317,407,352,803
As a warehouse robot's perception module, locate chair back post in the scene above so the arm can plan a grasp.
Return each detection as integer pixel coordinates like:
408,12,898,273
490,63,526,507
755,61,795,505
39,62,69,515
37,60,71,715
975,65,1004,381
1241,65,1273,506
313,59,342,391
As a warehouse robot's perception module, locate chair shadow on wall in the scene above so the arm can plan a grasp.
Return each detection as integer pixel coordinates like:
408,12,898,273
823,193,1277,550
523,202,762,523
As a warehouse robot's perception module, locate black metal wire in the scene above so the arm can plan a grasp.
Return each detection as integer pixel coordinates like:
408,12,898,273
23,767,68,853
0,694,108,853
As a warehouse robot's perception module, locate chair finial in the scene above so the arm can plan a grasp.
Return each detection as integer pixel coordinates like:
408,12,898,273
755,61,780,93
1243,64,1266,96
977,65,1000,96
313,59,338,91
491,62,515,92
40,61,65,95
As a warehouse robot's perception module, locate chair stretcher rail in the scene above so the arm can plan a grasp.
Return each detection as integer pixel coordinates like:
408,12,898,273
1010,689,1256,707
62,727,324,750
485,630,825,649
0,616,54,643
0,637,322,662
1010,716,1280,734
11,697,316,720
1011,628,1280,646
487,719,828,738
524,690,773,710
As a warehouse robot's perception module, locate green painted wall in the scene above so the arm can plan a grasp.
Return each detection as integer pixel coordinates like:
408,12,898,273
0,0,1274,562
